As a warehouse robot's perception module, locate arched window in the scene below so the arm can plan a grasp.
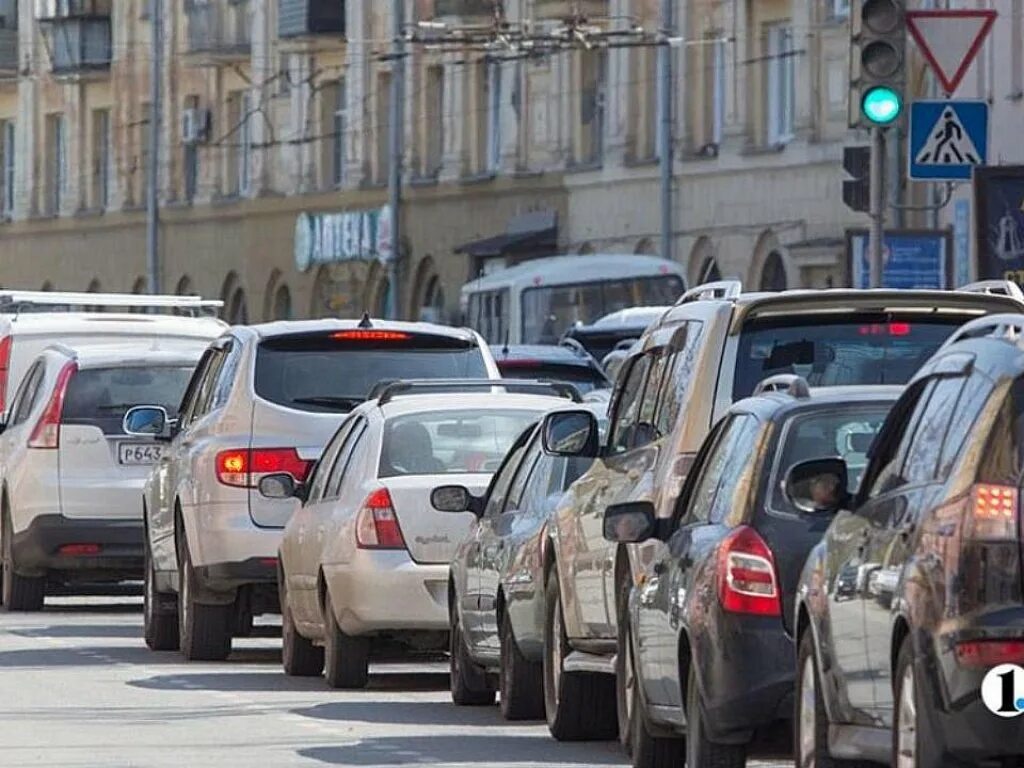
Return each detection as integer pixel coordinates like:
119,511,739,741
759,251,788,292
420,275,445,322
221,272,248,325
699,257,721,283
175,275,194,296
41,281,54,292
375,278,391,319
87,278,102,293
634,238,656,256
272,284,292,320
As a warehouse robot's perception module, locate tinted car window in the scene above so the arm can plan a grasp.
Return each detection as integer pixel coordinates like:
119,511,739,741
685,416,745,524
503,438,543,515
707,415,761,525
733,315,969,400
496,362,610,394
254,332,489,413
326,422,367,499
656,322,704,436
978,376,1024,485
901,376,965,485
937,372,991,478
483,442,530,518
379,409,539,477
307,420,354,504
63,366,194,435
609,354,653,453
10,362,43,426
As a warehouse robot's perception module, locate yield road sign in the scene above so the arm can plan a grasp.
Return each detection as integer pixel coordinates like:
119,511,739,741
909,100,988,182
906,10,997,94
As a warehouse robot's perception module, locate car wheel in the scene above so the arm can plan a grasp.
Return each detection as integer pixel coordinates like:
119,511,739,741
628,618,684,768
499,608,543,720
177,537,232,662
323,591,370,689
449,601,496,706
686,662,746,768
542,572,617,741
1,507,44,612
281,587,323,677
796,629,876,768
894,636,941,768
616,567,634,750
143,542,179,651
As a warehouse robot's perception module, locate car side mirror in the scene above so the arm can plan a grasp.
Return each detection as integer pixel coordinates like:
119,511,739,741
785,458,849,515
603,501,658,544
430,485,481,517
123,406,170,439
258,473,305,502
541,409,600,458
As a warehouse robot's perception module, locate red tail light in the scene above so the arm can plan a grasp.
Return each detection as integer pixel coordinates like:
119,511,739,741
332,330,410,342
28,361,77,450
956,640,1024,668
0,335,12,414
717,526,781,617
355,488,406,550
966,484,1019,540
214,448,313,488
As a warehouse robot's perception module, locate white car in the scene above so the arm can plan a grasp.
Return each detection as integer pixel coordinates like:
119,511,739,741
267,383,574,689
128,319,501,662
0,342,210,611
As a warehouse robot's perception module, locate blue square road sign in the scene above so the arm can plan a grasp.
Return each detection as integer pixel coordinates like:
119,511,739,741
909,100,989,182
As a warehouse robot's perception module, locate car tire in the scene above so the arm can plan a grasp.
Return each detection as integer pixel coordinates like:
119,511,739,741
542,572,617,741
1,507,44,612
143,542,179,651
499,608,543,720
796,630,876,768
894,635,941,768
686,662,746,768
177,538,232,662
281,592,324,677
616,567,634,751
450,601,496,706
625,615,684,767
323,591,370,690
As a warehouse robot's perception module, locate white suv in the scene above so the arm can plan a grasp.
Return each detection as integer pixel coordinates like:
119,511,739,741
0,341,211,611
129,318,500,661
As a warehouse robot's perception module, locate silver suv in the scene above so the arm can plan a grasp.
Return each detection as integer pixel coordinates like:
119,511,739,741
128,318,498,661
535,279,1024,745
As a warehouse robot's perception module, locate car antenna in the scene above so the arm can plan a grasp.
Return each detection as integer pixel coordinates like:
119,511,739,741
501,330,509,357
358,312,373,329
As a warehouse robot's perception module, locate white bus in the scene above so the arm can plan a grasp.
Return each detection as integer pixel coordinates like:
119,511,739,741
460,254,686,345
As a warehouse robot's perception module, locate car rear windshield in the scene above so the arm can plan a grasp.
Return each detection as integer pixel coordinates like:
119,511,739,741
254,331,489,413
733,314,966,400
497,362,610,394
379,409,540,477
63,366,194,435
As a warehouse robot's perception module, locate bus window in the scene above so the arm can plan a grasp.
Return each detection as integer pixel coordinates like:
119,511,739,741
494,290,506,343
484,293,494,342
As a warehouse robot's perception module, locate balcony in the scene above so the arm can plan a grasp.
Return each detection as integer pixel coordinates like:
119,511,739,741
37,0,112,77
185,0,251,64
278,0,345,39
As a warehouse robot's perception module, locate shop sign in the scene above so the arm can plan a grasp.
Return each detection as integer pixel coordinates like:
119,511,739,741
294,206,393,273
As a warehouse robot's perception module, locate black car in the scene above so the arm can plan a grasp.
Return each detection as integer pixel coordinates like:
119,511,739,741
795,313,1024,768
492,342,611,396
604,377,897,768
561,306,668,363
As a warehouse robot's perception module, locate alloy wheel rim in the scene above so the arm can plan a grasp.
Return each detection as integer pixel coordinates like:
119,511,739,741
798,656,817,768
897,663,917,768
551,602,562,705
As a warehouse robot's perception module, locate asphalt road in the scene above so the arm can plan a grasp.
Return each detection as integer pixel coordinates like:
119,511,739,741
0,597,789,768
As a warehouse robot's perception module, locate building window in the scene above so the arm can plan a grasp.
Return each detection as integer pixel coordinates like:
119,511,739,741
576,49,606,166
272,284,292,320
629,46,657,161
91,108,111,209
322,78,346,187
46,113,66,215
471,59,487,174
1012,0,1023,98
425,64,444,177
227,90,251,195
487,59,502,173
766,23,795,144
376,71,392,184
1,120,14,218
830,0,850,21
699,256,721,283
703,34,726,147
183,95,200,201
759,251,787,291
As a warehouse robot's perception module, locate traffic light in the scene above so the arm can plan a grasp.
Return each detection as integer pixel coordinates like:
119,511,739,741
849,0,906,128
842,145,871,212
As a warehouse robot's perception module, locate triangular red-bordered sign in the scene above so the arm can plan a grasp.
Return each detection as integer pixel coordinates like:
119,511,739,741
906,9,997,94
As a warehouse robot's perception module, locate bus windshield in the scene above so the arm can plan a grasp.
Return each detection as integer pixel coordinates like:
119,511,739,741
522,275,683,344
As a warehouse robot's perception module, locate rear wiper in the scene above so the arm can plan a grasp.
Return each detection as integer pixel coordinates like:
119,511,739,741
292,396,364,411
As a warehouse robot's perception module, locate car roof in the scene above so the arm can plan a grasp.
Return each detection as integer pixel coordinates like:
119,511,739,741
732,384,903,422
369,392,574,418
48,342,207,369
0,313,226,338
243,317,482,342
589,306,670,329
492,344,595,366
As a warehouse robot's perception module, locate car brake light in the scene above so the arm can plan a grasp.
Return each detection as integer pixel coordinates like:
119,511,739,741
332,330,410,342
956,640,1024,668
717,526,781,617
214,448,313,488
58,543,101,556
0,335,11,414
355,488,406,550
858,323,913,336
966,484,1018,540
28,361,77,450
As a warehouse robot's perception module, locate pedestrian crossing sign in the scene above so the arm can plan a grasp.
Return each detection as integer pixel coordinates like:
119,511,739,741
909,100,989,181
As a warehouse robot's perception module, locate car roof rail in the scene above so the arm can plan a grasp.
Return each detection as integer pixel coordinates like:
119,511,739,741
375,378,582,405
940,313,1024,348
0,290,224,317
753,374,811,399
558,337,589,357
675,279,743,306
959,280,1024,302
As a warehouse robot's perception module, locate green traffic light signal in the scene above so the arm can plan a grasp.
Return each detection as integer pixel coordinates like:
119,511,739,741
862,86,902,125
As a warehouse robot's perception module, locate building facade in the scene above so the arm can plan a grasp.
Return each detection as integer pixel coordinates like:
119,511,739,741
0,0,997,324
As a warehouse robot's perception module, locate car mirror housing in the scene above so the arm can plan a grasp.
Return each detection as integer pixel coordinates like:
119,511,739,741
123,406,170,439
258,473,300,501
603,501,658,544
541,409,600,458
431,485,479,516
785,458,849,515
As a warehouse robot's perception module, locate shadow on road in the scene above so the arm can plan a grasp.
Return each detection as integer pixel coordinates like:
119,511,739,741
10,624,141,640
293,696,511,728
131,669,446,695
297,736,626,766
42,600,143,615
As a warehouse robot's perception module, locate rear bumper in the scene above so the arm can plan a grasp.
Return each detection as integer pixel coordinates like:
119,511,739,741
12,515,143,579
322,550,449,636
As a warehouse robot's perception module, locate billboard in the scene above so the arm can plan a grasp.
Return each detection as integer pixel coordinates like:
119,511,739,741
974,166,1024,288
847,229,952,289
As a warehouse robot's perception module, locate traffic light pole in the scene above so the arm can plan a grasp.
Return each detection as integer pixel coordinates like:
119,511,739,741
868,126,886,289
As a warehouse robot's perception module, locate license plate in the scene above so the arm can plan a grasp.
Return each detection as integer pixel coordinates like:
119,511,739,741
118,443,164,465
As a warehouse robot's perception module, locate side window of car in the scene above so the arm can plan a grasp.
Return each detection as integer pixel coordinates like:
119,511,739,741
210,340,242,410
656,321,704,436
306,420,355,504
683,416,743,524
637,350,668,438
707,415,762,525
502,437,544,516
325,421,367,501
936,372,990,479
609,354,653,454
483,441,531,518
191,349,227,422
900,376,965,486
10,361,43,426
178,349,218,429
862,379,932,500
